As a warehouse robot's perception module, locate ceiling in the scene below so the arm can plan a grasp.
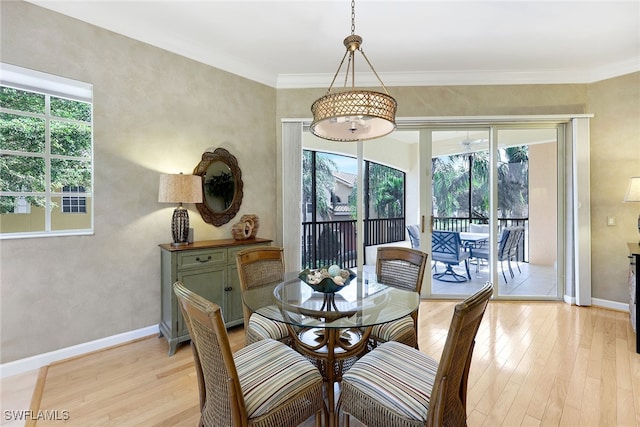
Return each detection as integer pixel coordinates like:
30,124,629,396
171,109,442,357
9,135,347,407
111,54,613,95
27,1,639,89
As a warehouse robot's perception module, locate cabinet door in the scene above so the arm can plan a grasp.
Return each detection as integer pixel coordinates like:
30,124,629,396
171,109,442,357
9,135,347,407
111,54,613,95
177,265,225,336
224,264,244,326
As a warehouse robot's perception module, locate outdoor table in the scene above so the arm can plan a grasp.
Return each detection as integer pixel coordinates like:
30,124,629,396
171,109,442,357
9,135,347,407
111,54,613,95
242,270,420,427
460,231,489,249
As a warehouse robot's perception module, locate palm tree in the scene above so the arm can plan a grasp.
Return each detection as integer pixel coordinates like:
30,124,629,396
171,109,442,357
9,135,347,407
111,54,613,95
432,155,469,217
432,146,528,220
302,150,337,221
376,175,404,218
497,146,529,217
471,151,490,218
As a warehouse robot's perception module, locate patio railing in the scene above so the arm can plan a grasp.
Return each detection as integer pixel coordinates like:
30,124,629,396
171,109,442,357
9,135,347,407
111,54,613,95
302,218,405,269
301,216,528,269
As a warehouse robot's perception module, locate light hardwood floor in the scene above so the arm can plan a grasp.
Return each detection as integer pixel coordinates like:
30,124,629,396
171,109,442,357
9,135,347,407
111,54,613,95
2,301,638,426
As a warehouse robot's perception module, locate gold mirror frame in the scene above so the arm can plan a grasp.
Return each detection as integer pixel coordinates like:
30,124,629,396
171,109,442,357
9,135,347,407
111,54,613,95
193,148,244,226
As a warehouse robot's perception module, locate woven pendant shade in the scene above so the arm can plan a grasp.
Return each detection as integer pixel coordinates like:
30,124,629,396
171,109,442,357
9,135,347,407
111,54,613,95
310,2,397,142
310,90,397,142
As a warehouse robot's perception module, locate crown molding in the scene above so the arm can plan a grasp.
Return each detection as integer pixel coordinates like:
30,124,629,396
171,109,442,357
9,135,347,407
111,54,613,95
275,57,640,89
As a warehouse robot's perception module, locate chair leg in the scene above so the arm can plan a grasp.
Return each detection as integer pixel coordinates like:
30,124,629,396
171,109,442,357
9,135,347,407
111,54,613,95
465,259,471,279
501,260,508,282
508,258,514,278
433,263,468,282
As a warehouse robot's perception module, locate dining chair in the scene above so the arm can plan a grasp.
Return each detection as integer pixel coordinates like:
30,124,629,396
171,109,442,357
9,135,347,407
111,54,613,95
338,283,493,427
370,246,428,349
236,246,290,345
431,230,471,282
173,281,327,427
471,226,525,282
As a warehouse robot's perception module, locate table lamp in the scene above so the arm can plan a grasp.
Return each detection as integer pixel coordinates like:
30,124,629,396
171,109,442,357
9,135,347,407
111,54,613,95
159,173,203,246
624,176,640,244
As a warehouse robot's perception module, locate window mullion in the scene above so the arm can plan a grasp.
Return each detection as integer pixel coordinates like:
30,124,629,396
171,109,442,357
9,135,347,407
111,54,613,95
44,93,52,232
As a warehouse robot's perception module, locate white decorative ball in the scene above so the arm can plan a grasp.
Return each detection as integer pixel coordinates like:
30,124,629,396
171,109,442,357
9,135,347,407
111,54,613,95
328,264,341,277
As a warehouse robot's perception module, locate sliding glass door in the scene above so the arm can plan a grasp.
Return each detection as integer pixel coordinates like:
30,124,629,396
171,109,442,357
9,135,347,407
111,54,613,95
281,117,579,301
426,125,563,300
430,128,490,296
495,127,561,298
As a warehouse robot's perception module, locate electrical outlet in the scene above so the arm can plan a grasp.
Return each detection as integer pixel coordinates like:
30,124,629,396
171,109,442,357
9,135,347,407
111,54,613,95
607,216,616,226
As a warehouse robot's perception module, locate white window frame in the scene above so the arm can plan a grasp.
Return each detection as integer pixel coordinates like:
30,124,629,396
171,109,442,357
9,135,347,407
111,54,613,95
62,185,87,214
0,63,94,239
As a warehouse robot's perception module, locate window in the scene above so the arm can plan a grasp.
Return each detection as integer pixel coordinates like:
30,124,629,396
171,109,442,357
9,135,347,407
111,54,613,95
62,185,87,213
0,63,93,238
301,149,406,268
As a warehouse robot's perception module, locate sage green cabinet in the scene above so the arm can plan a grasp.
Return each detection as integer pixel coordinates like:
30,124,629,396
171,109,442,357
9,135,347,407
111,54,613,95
159,238,272,355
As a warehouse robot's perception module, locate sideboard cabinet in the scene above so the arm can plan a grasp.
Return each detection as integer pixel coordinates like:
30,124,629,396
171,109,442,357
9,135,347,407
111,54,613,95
159,238,272,355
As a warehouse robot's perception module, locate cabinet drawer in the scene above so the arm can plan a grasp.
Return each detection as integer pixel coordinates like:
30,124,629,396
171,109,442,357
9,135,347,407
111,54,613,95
178,249,226,270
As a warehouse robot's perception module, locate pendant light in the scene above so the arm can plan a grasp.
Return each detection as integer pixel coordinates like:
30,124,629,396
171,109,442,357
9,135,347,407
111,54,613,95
310,0,397,142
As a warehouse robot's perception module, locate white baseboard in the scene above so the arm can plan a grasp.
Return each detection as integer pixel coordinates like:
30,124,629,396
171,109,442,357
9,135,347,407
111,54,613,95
0,325,159,379
564,294,629,312
591,298,630,312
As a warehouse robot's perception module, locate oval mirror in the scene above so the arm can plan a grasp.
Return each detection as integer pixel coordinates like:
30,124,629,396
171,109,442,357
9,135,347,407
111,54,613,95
193,148,243,226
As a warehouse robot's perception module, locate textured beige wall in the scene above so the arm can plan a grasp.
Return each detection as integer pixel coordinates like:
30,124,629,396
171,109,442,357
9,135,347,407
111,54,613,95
528,143,558,266
0,1,277,363
588,73,640,302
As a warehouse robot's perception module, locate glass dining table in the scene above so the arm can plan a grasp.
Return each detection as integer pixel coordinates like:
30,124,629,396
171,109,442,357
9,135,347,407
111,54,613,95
242,270,420,426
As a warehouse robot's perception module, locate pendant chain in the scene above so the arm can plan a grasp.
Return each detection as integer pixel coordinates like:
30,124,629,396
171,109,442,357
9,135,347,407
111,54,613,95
351,0,356,35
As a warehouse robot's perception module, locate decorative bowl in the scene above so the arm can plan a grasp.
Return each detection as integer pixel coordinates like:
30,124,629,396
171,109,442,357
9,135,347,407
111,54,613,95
299,267,356,293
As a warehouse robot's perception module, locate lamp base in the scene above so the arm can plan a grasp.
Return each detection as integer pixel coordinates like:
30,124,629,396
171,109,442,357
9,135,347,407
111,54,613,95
171,205,190,246
171,241,190,247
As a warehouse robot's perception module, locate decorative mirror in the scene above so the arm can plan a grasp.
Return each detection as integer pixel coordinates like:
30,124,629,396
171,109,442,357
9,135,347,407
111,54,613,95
193,148,243,226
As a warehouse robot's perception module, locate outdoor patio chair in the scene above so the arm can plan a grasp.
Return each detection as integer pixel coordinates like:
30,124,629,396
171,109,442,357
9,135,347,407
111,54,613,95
431,230,471,282
468,223,490,248
236,246,290,346
338,283,493,427
173,281,327,427
471,226,525,282
406,224,421,249
369,246,428,349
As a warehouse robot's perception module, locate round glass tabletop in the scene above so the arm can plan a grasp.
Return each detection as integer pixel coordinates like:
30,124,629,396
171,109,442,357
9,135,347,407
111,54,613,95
242,271,419,329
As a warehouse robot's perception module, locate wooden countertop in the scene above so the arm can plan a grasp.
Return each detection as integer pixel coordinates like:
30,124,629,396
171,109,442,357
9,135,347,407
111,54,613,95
159,237,272,251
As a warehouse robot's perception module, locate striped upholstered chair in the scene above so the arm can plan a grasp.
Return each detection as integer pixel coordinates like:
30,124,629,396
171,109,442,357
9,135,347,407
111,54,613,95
236,246,290,345
338,283,493,427
369,246,428,349
173,282,327,427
